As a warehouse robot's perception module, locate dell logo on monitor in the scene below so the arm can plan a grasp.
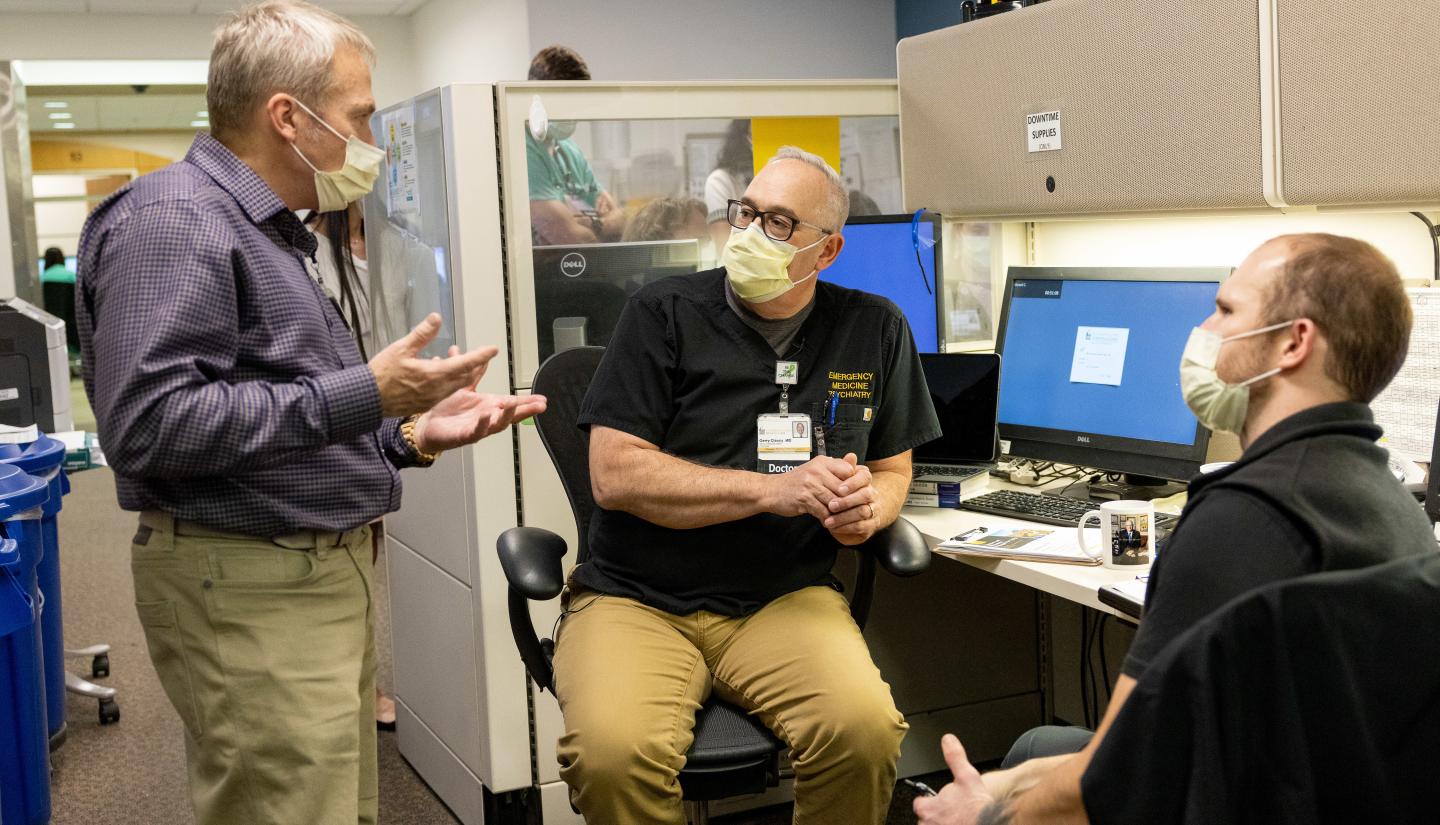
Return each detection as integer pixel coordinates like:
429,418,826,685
560,252,587,277
1076,435,1091,443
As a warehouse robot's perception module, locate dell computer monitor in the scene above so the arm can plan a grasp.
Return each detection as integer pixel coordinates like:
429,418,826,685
531,239,700,361
995,266,1229,485
820,213,942,353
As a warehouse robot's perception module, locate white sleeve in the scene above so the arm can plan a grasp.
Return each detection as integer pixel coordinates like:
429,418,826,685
703,169,736,224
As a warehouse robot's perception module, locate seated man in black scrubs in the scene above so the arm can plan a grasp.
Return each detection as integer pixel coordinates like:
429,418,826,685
915,233,1437,825
552,147,941,824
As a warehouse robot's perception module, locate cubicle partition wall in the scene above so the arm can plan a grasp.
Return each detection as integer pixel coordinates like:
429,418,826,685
366,81,1044,823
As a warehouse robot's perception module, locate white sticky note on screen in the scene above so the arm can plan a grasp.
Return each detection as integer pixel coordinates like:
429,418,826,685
1070,326,1130,386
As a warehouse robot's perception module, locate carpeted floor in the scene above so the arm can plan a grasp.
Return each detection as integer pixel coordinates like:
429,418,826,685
49,467,944,824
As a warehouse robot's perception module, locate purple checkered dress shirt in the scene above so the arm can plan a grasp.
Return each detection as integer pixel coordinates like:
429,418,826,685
77,133,421,537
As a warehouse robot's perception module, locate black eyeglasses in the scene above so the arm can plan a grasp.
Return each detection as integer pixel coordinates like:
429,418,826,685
726,200,832,243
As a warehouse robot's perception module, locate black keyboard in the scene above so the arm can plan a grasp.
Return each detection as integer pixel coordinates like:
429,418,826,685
913,464,989,481
959,489,1180,530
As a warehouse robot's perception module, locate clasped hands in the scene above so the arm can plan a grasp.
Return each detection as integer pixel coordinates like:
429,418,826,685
765,452,880,545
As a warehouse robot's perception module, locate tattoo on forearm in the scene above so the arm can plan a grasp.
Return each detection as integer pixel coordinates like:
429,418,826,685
977,799,1015,825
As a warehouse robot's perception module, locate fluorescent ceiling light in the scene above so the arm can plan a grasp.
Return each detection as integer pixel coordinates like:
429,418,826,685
42,101,68,109
196,110,208,117
190,120,210,128
47,112,72,120
13,59,209,86
53,123,75,130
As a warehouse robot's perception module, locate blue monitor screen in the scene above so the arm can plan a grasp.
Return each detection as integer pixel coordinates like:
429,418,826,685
998,277,1219,446
820,218,939,353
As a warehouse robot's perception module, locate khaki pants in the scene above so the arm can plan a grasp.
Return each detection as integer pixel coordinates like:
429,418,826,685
130,510,377,825
554,584,907,825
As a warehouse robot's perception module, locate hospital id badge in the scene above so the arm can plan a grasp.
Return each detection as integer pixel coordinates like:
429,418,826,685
757,413,812,474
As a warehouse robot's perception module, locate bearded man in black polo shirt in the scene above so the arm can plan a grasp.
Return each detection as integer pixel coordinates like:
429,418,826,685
915,233,1436,825
552,147,941,824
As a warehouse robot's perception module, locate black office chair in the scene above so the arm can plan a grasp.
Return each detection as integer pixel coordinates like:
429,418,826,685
497,345,931,824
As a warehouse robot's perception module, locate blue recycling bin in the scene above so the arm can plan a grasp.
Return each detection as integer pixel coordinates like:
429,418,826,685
0,438,70,747
0,463,53,825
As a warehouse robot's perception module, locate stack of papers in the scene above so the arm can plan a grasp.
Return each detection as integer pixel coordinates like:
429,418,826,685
938,525,1100,566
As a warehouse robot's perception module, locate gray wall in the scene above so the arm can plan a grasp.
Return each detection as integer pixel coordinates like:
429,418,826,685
527,0,898,80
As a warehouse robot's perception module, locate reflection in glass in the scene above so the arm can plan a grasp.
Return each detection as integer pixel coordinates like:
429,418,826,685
364,90,457,357
944,222,998,349
525,114,905,362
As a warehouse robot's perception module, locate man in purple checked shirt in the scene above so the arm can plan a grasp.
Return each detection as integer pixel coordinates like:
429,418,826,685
75,3,544,824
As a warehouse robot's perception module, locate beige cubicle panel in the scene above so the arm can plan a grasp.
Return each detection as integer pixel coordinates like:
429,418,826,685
1265,0,1440,210
899,0,1440,222
897,0,1268,221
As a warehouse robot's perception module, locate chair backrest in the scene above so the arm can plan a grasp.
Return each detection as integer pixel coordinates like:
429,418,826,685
530,346,606,564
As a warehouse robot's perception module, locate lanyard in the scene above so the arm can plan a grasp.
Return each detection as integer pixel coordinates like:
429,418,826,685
775,360,798,414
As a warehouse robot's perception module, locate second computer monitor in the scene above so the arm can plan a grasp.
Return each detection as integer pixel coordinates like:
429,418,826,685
820,214,941,353
996,266,1229,482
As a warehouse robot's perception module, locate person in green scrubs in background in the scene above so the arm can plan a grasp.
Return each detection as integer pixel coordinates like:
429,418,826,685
41,247,75,285
40,246,79,354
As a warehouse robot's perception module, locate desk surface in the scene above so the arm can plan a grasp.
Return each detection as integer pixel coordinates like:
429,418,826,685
904,475,1152,616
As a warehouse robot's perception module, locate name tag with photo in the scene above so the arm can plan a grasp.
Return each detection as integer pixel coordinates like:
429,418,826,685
757,413,811,474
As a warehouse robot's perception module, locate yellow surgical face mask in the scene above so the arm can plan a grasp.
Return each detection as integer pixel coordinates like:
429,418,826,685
290,98,384,214
721,224,826,303
1178,320,1292,434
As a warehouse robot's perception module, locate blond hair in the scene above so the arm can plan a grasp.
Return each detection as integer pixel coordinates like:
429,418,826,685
207,0,374,139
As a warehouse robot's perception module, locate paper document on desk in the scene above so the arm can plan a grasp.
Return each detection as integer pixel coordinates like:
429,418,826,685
939,526,1101,566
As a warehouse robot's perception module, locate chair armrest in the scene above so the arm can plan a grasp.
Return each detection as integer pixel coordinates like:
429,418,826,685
497,526,568,600
847,516,930,630
860,517,930,578
497,527,568,693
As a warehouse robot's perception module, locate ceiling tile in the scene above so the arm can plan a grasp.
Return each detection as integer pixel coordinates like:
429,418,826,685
85,0,199,11
0,0,87,11
27,91,210,133
313,0,409,15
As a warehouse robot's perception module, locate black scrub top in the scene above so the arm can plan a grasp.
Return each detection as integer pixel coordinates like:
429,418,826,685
575,269,942,616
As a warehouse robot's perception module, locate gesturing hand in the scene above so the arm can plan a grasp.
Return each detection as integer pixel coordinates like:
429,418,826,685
412,385,547,454
369,314,497,418
914,735,996,825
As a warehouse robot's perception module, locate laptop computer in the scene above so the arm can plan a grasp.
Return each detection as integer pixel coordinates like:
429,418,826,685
913,352,1001,484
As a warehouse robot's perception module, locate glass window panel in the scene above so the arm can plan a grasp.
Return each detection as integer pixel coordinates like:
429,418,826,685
363,89,457,358
523,111,905,364
941,221,1000,350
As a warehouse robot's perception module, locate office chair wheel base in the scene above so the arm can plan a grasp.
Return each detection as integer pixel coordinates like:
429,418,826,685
98,698,120,725
92,653,110,679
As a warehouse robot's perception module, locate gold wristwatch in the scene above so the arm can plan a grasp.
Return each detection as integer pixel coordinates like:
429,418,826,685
401,414,442,466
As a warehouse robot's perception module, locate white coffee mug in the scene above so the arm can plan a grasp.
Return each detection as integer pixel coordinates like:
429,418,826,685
1077,499,1155,567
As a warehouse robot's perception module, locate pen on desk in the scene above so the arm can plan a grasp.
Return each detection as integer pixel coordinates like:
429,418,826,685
903,779,938,797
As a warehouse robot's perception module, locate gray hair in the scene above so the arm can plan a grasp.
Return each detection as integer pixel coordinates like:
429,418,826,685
766,145,849,232
207,0,375,139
